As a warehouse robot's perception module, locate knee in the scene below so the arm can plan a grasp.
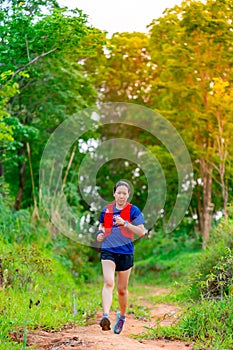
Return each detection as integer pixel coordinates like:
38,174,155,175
118,286,127,296
104,279,114,289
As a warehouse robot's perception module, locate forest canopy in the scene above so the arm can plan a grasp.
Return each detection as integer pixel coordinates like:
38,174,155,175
0,0,233,248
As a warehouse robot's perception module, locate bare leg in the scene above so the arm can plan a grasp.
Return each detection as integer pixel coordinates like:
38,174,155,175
101,260,115,314
117,268,131,316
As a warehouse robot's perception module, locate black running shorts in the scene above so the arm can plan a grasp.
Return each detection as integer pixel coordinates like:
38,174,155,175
101,250,134,271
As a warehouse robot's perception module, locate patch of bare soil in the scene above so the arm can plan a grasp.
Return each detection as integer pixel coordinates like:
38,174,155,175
12,288,194,350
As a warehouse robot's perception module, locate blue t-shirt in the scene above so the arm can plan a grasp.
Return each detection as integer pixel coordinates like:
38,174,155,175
99,203,145,254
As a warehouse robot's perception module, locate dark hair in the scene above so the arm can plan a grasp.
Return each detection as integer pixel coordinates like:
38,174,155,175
114,180,130,193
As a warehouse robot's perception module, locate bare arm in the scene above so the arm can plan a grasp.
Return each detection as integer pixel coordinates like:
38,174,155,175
115,217,145,237
97,219,146,242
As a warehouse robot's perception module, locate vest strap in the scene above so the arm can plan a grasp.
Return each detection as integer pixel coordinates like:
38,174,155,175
103,202,133,239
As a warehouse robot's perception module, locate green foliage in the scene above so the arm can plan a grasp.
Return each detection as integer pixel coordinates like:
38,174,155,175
0,243,52,290
51,232,99,282
139,298,233,350
0,195,46,244
1,0,233,347
134,223,201,284
148,0,233,242
0,194,99,280
178,219,233,301
0,253,101,349
0,72,19,142
128,303,151,320
0,0,105,209
139,220,233,349
0,199,101,349
194,247,233,300
98,32,151,104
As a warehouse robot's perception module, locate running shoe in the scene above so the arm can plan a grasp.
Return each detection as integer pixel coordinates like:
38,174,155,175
113,311,125,334
100,316,111,331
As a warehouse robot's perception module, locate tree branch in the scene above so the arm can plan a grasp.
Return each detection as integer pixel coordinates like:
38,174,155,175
10,48,59,80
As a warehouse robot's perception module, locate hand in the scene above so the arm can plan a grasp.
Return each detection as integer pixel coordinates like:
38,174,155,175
97,232,105,242
115,216,125,226
96,228,105,242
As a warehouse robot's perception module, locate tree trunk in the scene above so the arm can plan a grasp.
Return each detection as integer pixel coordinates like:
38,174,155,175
201,158,213,249
14,160,26,210
215,111,229,219
0,162,4,196
197,186,203,233
0,162,4,177
220,173,229,219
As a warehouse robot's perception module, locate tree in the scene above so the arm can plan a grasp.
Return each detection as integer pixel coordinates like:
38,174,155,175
148,0,233,247
0,0,105,208
208,78,233,218
0,73,19,193
0,73,19,143
97,32,153,104
89,31,193,233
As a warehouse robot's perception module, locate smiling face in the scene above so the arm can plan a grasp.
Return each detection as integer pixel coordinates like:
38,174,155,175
114,185,130,209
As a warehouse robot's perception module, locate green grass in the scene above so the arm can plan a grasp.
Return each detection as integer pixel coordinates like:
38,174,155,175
1,198,233,350
132,220,233,350
134,248,202,290
134,297,233,350
0,280,102,349
0,241,102,349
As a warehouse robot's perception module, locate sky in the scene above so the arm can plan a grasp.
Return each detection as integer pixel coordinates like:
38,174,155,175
58,0,182,35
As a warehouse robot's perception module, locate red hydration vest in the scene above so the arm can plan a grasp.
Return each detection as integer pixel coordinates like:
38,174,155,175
103,202,133,239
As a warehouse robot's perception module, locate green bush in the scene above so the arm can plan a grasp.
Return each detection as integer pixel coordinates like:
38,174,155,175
198,247,233,299
139,220,233,349
0,199,101,349
0,239,101,349
180,220,233,300
0,195,48,244
0,241,52,290
51,232,100,281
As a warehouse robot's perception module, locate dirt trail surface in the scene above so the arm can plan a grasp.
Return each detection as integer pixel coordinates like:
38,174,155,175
22,287,194,350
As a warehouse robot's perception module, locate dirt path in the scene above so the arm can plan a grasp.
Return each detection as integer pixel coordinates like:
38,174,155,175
21,287,194,350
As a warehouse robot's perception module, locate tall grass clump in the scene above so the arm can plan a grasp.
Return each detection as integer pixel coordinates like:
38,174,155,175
0,197,101,349
140,219,233,350
180,219,233,301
